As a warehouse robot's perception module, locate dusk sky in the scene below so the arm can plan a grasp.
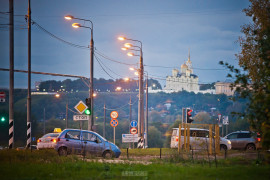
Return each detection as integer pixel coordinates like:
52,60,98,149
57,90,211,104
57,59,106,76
0,0,251,88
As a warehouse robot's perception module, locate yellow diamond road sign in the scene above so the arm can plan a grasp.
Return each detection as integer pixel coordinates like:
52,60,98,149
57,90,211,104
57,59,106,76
74,101,88,114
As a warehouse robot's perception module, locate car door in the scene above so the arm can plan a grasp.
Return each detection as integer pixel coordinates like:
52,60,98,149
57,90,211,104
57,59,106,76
81,132,102,156
237,133,251,149
64,130,82,154
226,133,239,149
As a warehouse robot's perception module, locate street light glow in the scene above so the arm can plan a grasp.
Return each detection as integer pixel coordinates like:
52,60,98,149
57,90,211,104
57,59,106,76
124,43,132,48
64,15,74,20
129,67,135,71
124,77,130,81
72,23,81,28
127,52,134,56
116,87,122,91
121,47,128,51
55,94,60,98
134,71,139,76
118,36,126,41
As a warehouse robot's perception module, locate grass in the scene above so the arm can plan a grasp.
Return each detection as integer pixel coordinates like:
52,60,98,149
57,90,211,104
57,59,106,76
0,149,270,180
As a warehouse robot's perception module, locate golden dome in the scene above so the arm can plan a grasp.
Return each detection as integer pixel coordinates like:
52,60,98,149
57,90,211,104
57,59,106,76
181,63,188,69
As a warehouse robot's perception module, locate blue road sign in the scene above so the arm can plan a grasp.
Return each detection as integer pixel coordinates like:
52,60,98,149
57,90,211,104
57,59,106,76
130,120,138,127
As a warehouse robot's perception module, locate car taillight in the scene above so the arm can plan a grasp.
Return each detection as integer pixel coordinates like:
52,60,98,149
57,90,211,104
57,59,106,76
176,136,179,142
37,139,41,143
256,137,261,142
51,139,57,143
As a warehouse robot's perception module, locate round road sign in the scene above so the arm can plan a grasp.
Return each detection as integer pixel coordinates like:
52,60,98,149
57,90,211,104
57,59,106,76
130,120,138,128
110,111,119,119
130,127,137,134
110,119,119,127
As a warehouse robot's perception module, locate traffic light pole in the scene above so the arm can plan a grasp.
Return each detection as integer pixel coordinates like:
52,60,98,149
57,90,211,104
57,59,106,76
9,0,14,149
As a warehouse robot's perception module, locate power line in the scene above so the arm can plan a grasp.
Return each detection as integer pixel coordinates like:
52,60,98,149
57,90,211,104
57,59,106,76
32,19,89,49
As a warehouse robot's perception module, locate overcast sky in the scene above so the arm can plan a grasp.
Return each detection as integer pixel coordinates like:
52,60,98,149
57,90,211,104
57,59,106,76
0,0,251,88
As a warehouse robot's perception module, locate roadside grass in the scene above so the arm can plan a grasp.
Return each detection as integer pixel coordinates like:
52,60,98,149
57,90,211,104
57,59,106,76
0,149,270,180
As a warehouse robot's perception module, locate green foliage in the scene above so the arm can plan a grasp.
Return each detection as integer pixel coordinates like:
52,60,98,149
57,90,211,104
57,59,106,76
220,0,270,148
148,126,163,148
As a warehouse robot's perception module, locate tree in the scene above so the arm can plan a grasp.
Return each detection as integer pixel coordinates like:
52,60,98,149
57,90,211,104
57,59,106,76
220,0,270,149
193,112,211,124
148,126,163,148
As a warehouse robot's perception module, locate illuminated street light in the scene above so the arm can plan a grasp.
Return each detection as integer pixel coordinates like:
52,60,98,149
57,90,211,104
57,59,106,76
64,15,74,20
121,47,128,51
117,36,144,148
124,43,133,48
55,94,60,98
129,67,135,71
134,71,139,76
65,14,94,131
124,77,130,81
72,23,81,28
127,52,134,56
118,36,126,41
115,87,122,91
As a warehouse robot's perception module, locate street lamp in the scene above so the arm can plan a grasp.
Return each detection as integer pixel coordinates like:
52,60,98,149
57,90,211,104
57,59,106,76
65,15,94,131
119,36,144,148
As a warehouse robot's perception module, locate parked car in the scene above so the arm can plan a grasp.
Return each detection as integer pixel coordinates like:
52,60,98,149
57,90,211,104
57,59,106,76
37,133,60,149
224,131,261,150
55,129,121,158
170,128,232,150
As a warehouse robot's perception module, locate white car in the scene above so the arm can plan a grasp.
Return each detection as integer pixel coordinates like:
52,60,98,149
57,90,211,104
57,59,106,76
170,128,232,151
37,133,60,149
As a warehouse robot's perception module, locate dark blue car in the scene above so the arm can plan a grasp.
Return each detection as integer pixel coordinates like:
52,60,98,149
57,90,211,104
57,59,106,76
55,129,121,158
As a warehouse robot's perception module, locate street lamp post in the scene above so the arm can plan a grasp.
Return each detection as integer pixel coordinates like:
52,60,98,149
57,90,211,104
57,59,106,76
119,36,144,148
65,15,94,131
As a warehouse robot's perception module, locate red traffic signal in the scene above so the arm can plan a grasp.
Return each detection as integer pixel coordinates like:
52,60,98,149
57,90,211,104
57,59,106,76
186,109,193,123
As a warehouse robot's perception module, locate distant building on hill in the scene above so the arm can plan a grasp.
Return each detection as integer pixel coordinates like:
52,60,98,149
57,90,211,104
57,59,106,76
164,52,199,92
215,81,236,96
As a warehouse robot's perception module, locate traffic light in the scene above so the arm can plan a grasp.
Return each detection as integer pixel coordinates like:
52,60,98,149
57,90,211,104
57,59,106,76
85,98,91,115
1,116,5,122
187,109,193,123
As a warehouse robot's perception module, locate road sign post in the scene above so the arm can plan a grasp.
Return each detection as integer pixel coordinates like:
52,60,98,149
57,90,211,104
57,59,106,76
110,118,119,144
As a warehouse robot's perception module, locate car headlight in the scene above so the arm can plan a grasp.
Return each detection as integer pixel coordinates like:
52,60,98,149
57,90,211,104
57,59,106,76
228,140,231,145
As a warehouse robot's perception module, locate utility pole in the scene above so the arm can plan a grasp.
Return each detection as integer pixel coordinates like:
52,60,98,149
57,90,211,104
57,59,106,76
145,75,148,148
89,25,94,131
66,100,68,129
9,0,14,149
26,0,32,149
129,96,132,148
138,48,144,148
43,108,45,134
103,102,106,138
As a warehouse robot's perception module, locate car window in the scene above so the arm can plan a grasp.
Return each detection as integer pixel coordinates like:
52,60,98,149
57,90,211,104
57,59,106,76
42,133,59,138
82,132,98,142
227,133,238,139
172,129,178,136
65,131,80,140
237,133,251,138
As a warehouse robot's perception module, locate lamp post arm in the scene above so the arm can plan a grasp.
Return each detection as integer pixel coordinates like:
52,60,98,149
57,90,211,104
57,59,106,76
126,38,142,49
73,17,93,30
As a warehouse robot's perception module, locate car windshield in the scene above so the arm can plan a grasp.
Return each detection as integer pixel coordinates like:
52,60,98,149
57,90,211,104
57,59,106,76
42,133,59,138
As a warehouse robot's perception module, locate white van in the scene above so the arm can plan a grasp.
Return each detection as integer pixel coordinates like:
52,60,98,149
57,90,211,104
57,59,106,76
170,128,231,150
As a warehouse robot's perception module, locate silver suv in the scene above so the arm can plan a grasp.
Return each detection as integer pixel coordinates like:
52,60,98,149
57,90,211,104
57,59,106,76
224,131,261,150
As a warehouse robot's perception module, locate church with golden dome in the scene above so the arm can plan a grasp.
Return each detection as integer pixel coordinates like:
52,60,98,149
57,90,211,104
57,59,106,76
164,52,199,92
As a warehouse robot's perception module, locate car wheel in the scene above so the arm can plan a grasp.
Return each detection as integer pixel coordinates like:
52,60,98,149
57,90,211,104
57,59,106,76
220,144,227,151
246,144,256,151
103,151,113,159
58,147,68,156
